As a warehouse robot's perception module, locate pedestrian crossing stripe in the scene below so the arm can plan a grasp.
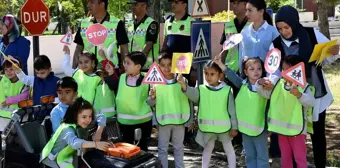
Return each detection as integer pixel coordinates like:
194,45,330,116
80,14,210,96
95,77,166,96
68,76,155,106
142,62,166,85
194,28,209,58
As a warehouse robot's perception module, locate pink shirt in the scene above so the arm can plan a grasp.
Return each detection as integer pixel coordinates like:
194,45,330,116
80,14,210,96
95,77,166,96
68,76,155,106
126,74,140,86
5,87,29,105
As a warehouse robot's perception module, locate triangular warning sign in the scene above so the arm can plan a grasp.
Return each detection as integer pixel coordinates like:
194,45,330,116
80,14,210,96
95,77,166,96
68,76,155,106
194,29,209,58
191,0,211,18
60,31,73,45
281,62,307,89
142,62,166,85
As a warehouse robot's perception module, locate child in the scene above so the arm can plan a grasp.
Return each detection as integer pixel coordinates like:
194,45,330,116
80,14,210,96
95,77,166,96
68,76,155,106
256,56,315,168
14,55,59,105
148,52,193,168
215,55,269,168
178,60,237,168
62,46,101,104
0,56,29,118
114,51,152,151
40,97,110,168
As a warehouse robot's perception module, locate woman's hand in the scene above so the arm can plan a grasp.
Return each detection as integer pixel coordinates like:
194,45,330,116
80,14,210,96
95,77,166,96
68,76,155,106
328,45,340,55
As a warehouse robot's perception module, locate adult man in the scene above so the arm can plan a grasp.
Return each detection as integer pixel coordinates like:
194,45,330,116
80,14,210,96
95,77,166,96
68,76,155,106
73,0,129,69
162,0,196,87
127,0,160,70
219,0,248,71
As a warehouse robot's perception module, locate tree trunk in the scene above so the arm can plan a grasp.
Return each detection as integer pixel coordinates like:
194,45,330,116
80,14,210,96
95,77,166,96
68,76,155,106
147,0,161,23
81,0,89,17
317,0,330,39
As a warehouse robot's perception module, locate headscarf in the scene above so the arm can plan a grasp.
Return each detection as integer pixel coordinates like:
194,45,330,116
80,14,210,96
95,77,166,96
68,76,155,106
1,15,20,46
275,5,314,66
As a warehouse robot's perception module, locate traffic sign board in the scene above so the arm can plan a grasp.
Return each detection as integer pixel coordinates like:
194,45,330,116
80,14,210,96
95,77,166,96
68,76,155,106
60,30,73,45
142,62,166,85
191,21,211,63
265,48,281,74
191,0,210,18
85,24,108,46
21,0,50,36
281,62,306,88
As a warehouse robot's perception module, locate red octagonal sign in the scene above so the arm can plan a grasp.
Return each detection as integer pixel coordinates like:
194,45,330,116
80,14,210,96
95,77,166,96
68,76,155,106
21,0,50,36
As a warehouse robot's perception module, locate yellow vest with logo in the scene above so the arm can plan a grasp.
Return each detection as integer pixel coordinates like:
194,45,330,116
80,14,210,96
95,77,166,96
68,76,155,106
116,74,152,125
0,75,26,118
80,17,120,65
94,81,116,118
127,17,160,67
72,69,101,104
155,81,190,126
235,84,267,136
40,123,77,168
223,21,250,71
268,79,312,136
198,85,231,133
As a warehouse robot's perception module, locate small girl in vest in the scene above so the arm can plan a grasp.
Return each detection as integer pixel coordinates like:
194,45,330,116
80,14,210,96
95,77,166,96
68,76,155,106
178,60,237,168
40,97,110,168
148,52,193,168
256,56,315,168
62,45,101,104
214,55,269,168
0,56,29,118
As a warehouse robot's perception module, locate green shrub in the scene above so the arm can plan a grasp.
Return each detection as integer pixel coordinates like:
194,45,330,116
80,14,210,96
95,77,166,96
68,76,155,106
203,10,236,22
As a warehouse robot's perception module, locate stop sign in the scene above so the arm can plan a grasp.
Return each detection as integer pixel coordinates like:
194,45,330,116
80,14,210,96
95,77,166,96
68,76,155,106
85,24,108,46
21,0,50,36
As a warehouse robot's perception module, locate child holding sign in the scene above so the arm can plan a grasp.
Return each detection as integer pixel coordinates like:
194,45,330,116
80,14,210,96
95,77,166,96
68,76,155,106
0,56,29,118
214,55,269,168
256,56,315,168
178,60,237,168
148,52,193,168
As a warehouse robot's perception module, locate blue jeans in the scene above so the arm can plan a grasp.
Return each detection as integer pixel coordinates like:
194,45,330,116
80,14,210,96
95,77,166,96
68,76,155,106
242,131,269,168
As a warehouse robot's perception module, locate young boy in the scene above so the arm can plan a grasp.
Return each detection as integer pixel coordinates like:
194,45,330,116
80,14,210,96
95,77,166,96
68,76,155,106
14,55,59,105
114,51,152,151
148,52,193,168
50,77,78,133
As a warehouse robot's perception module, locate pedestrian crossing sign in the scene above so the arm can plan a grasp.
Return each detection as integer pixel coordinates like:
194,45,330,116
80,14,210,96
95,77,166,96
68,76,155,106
60,30,73,45
281,62,307,89
191,0,211,18
191,21,211,63
142,62,166,85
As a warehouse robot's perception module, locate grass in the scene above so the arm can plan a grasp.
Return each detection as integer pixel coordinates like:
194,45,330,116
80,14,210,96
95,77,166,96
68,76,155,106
323,60,340,108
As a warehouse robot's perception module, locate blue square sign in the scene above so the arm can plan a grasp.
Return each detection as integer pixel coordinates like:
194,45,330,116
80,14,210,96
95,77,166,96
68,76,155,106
191,20,211,63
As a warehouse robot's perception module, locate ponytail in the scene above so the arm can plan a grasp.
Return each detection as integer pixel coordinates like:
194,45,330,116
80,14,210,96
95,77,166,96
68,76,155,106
263,11,273,26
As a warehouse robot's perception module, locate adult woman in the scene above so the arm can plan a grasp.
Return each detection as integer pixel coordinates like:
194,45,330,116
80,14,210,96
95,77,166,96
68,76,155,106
0,15,30,74
271,5,339,168
238,0,279,73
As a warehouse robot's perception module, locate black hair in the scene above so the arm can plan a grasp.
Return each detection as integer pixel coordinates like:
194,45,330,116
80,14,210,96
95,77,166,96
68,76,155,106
241,57,265,78
98,0,108,10
2,56,22,70
80,51,99,72
126,51,147,70
57,76,78,92
204,60,223,74
247,0,273,25
34,55,51,70
282,55,304,67
158,51,173,63
63,97,94,124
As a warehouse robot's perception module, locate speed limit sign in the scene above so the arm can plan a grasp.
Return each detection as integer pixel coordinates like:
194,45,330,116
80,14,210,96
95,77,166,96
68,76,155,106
265,48,281,74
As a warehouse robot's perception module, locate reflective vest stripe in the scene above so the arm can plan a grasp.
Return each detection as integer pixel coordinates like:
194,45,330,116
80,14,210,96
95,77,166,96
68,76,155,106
156,114,190,122
268,117,303,131
199,119,231,126
98,107,116,114
237,120,264,133
0,108,15,118
117,112,153,120
58,158,74,168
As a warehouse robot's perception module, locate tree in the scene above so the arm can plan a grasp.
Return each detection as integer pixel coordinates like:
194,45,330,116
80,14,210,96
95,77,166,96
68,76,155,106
147,0,161,23
266,0,294,12
108,0,130,19
317,0,340,38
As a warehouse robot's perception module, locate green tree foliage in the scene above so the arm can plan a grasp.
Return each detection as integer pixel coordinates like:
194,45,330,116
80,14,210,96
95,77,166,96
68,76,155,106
266,0,294,12
108,0,131,19
203,10,236,22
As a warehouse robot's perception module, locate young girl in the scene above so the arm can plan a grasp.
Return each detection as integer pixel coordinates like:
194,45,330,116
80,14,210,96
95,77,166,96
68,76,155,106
214,55,269,168
256,56,315,168
0,56,29,118
178,60,237,168
40,97,110,168
62,46,101,104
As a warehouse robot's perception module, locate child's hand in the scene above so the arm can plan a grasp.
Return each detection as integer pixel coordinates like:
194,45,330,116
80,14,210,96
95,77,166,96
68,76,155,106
263,80,274,90
229,130,238,137
105,63,115,76
95,141,111,151
290,85,302,98
213,54,227,72
177,73,187,91
188,124,195,132
1,101,9,107
92,131,103,142
149,86,156,100
63,45,70,55
99,48,107,60
257,78,266,85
